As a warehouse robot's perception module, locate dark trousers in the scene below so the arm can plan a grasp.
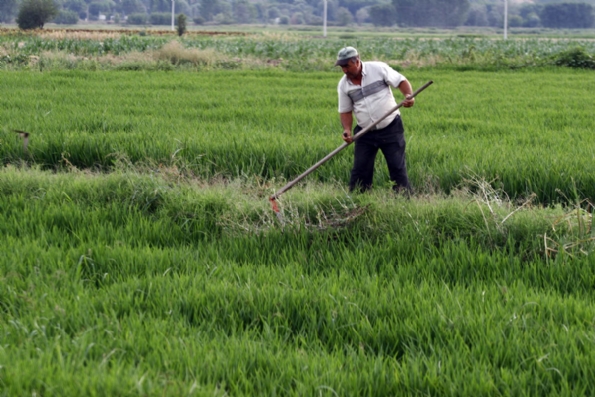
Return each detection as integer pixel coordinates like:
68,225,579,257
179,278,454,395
349,115,411,193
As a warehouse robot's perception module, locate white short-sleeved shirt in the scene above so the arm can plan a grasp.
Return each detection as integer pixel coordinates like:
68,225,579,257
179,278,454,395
338,61,406,130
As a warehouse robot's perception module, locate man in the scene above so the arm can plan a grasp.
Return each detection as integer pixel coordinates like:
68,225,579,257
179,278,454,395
336,46,415,195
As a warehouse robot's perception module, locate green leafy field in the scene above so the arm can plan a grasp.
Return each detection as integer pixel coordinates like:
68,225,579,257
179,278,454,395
2,65,595,396
2,30,595,70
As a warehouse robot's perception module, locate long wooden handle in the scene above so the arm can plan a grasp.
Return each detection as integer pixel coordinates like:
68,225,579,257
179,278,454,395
270,80,433,201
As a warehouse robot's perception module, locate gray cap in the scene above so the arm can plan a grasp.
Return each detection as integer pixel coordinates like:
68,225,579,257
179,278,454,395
334,46,358,66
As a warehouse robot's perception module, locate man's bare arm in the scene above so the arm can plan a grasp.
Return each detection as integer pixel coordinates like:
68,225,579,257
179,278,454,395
398,80,415,108
340,112,354,143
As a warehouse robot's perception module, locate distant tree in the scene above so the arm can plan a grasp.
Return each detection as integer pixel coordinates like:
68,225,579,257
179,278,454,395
88,0,113,20
213,11,233,23
268,6,280,19
1,0,20,22
393,0,470,28
200,0,218,20
63,0,86,13
149,12,170,24
177,13,186,35
465,4,488,26
127,12,148,23
16,0,59,29
486,4,502,27
315,0,338,21
518,4,541,27
290,0,314,22
336,6,353,25
176,0,192,17
509,14,523,28
148,0,171,13
368,3,395,26
290,11,304,24
233,0,255,23
355,7,368,24
540,3,594,29
519,3,541,20
148,0,190,14
214,0,231,17
308,15,322,24
340,0,377,17
523,12,540,28
121,0,145,15
54,9,80,23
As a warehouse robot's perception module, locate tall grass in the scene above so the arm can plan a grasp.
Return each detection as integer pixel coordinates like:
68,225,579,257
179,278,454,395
2,55,595,394
1,165,594,396
1,68,594,204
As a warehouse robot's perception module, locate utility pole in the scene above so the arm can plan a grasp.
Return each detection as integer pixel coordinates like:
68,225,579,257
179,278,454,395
503,0,508,39
171,0,175,31
323,0,327,37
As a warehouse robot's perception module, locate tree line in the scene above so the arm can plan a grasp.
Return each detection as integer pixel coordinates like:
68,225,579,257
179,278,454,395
1,0,594,30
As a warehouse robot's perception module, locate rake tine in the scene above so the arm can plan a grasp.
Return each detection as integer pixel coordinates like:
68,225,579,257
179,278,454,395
14,130,30,153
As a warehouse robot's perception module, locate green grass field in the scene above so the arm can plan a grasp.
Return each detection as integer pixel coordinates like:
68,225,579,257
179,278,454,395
1,68,594,202
2,31,595,396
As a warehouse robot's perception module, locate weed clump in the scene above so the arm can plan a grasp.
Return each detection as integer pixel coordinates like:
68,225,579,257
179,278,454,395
552,47,595,69
152,40,220,67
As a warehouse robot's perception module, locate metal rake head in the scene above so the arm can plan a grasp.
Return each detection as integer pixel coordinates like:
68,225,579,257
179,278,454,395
13,130,30,152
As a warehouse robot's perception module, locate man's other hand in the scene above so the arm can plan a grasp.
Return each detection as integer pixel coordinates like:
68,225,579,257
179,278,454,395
342,131,353,143
403,95,415,108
